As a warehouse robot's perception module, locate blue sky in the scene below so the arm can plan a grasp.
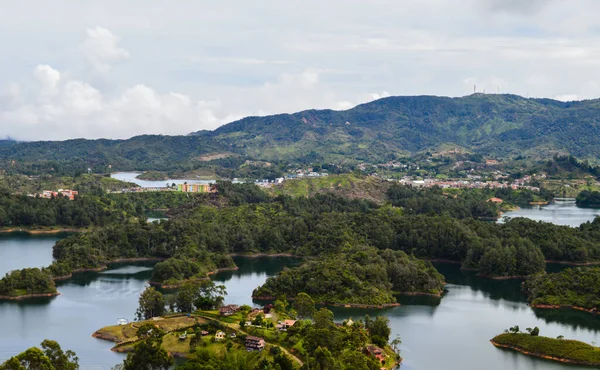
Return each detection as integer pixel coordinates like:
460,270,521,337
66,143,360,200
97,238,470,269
1,0,599,140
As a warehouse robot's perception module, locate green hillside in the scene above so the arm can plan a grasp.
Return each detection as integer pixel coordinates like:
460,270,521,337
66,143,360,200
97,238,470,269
199,94,600,162
3,94,600,172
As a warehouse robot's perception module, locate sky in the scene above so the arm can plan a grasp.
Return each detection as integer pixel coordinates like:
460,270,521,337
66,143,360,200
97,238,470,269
1,0,600,141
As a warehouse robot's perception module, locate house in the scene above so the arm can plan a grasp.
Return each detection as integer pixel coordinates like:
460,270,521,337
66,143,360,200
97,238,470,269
245,336,266,352
215,331,226,341
200,330,209,336
263,304,274,314
364,346,386,364
219,304,240,316
487,197,503,204
277,319,296,331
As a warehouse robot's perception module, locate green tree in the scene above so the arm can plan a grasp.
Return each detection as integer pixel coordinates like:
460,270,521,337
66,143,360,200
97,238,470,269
313,308,335,329
135,287,165,321
310,346,335,370
293,293,316,318
369,316,391,347
40,340,79,370
0,340,78,370
175,282,197,313
531,327,540,336
122,338,173,370
0,347,54,370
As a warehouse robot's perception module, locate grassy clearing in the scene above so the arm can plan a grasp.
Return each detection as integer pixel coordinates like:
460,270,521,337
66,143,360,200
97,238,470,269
492,333,600,365
94,315,203,343
270,174,391,204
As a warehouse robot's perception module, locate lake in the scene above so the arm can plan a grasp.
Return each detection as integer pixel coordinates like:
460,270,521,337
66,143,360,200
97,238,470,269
0,236,300,369
111,172,215,188
500,201,600,227
3,203,600,369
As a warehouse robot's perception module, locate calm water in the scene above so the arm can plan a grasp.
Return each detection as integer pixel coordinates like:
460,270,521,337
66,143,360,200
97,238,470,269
0,238,299,369
501,201,600,226
111,172,214,188
3,204,600,369
0,233,69,276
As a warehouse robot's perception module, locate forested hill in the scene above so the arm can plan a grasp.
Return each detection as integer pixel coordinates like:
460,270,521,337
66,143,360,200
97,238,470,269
3,94,600,170
0,135,226,172
196,94,600,162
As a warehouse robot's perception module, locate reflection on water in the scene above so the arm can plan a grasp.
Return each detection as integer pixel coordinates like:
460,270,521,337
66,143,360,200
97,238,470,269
3,233,600,369
212,256,301,306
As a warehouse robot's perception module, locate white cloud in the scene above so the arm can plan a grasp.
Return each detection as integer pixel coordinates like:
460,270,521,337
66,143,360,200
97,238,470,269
81,27,130,73
554,94,582,102
2,2,600,140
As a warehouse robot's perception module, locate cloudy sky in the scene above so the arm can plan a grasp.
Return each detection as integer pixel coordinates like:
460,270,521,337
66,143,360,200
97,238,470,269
1,0,599,141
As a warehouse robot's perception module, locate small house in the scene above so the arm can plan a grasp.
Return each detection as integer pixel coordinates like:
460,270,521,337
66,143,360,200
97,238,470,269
215,331,226,341
487,197,503,204
219,304,240,316
245,336,266,352
365,346,386,364
263,304,274,314
200,330,209,336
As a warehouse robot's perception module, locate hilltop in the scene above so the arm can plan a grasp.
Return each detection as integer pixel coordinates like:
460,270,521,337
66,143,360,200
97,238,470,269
3,94,600,173
197,94,600,162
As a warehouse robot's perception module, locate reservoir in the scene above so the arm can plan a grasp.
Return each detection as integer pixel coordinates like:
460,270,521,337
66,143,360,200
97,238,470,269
111,172,215,188
500,200,600,226
1,202,600,369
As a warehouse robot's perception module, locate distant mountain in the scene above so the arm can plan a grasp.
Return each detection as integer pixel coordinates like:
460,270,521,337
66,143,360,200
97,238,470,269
0,135,226,172
3,94,600,172
194,94,600,162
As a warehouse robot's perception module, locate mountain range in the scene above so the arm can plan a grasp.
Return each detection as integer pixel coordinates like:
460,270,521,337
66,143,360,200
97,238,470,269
2,94,600,171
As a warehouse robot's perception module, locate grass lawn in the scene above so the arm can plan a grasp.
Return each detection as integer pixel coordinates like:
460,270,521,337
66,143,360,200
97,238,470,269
95,315,203,343
492,333,600,365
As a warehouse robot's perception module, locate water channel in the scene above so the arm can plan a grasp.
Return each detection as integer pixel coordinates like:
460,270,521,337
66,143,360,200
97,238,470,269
1,202,599,369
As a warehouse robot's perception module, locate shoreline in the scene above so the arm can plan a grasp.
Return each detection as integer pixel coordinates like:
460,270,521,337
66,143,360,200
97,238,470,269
397,291,443,298
0,291,61,300
530,303,597,314
490,339,600,366
228,252,299,258
0,227,83,235
478,274,529,280
150,266,240,289
545,259,600,266
252,295,401,308
53,258,166,281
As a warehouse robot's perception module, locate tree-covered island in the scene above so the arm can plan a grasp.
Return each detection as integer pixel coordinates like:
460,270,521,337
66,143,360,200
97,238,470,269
253,246,444,306
5,181,600,300
524,267,600,313
491,329,600,366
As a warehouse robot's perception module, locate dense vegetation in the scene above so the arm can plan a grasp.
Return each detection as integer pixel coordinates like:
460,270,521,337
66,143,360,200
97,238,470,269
492,333,600,365
576,190,600,208
0,268,57,298
0,340,79,370
0,191,128,228
524,267,600,310
6,95,600,170
4,182,600,297
253,246,444,305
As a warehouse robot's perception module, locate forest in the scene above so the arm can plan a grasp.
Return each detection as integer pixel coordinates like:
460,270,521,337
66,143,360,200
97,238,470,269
3,182,600,298
253,246,444,305
524,267,600,310
576,190,600,208
0,268,57,298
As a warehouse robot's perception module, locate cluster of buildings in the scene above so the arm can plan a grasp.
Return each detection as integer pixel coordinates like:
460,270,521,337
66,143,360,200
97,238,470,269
36,189,79,200
113,183,216,194
397,177,540,191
